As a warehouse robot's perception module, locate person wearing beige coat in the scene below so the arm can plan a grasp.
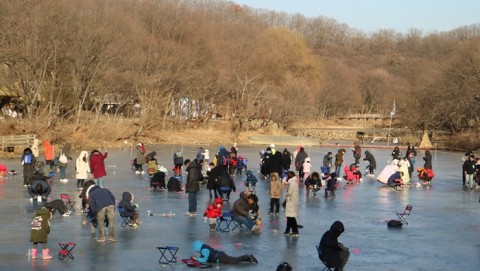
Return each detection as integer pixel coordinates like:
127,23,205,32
283,171,299,236
269,172,282,214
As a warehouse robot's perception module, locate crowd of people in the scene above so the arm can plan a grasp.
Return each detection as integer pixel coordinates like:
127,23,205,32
20,138,476,269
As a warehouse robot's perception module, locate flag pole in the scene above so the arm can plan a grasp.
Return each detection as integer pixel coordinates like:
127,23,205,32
387,100,396,147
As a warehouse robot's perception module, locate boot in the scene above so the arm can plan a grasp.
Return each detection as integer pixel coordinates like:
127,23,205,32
42,249,52,260
209,224,216,232
31,249,38,260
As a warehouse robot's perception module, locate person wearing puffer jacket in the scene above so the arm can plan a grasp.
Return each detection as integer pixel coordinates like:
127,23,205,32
319,221,350,271
30,205,53,260
117,192,139,227
203,198,223,231
76,151,90,189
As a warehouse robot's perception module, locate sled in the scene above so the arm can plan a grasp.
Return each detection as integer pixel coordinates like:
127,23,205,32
181,258,213,268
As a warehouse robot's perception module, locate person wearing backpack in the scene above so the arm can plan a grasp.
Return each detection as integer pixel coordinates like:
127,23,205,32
22,147,36,187
217,146,230,176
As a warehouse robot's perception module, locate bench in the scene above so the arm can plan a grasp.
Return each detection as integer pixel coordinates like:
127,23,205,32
0,134,36,152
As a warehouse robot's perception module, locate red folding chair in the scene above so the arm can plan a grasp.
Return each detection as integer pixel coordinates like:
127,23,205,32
58,242,76,260
396,205,413,225
60,193,76,212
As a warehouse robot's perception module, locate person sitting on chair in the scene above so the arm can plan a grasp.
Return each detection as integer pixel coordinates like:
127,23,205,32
231,191,260,233
319,221,350,271
117,192,140,227
28,179,51,201
191,240,258,264
217,173,236,200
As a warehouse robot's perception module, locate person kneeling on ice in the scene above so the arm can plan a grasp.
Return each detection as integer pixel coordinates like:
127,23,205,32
203,198,223,231
387,171,404,188
319,221,350,271
117,192,140,227
191,240,258,264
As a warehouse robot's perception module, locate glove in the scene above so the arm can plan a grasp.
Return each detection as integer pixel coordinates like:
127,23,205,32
134,204,139,208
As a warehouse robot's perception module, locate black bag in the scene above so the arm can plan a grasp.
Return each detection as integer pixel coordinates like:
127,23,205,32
387,219,403,228
282,199,286,208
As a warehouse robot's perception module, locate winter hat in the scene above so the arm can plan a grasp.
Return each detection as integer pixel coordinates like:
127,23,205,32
305,157,310,162
246,170,253,176
270,144,275,148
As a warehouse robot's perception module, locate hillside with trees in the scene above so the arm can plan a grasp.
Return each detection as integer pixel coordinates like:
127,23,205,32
0,0,479,148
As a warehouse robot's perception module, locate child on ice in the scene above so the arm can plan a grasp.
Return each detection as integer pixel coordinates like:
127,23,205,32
244,170,258,193
203,198,224,231
30,204,53,260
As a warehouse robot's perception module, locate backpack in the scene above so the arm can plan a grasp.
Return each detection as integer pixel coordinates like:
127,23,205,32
219,152,229,166
23,154,33,165
387,219,403,228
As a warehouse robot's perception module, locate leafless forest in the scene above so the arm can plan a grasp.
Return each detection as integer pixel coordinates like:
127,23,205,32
1,0,479,139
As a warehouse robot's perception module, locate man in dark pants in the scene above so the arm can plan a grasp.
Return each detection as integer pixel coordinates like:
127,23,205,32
184,159,202,216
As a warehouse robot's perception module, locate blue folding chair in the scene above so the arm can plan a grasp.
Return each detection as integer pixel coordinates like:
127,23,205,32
216,212,244,232
316,245,333,271
117,207,131,227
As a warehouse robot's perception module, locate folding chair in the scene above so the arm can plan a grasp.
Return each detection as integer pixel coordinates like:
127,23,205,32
396,204,413,225
216,212,244,232
316,245,333,271
58,242,76,260
60,193,75,212
157,246,179,264
117,207,131,227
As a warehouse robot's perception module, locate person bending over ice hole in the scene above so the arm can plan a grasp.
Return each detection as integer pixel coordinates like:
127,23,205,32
29,179,51,201
305,171,322,197
231,191,260,233
117,192,140,227
203,198,223,231
324,173,337,198
86,207,109,238
319,221,350,271
191,241,258,264
387,171,404,188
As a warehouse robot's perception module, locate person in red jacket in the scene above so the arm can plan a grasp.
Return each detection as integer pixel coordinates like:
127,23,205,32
203,198,223,231
90,149,108,186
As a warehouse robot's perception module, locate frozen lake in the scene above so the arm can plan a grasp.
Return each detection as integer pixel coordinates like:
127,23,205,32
0,144,479,271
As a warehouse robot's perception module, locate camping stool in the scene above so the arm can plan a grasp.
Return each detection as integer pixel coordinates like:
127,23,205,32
157,246,179,264
58,242,76,260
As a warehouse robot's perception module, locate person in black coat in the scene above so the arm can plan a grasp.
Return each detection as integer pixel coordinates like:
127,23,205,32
281,148,292,170
363,151,376,175
217,173,236,200
22,147,36,187
28,179,51,201
206,163,219,198
319,221,350,271
423,150,433,169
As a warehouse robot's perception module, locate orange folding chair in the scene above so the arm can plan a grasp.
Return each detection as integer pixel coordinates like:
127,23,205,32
60,193,76,212
396,204,413,225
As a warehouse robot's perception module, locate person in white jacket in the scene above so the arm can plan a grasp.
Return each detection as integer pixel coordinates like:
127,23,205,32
76,151,91,189
283,171,299,237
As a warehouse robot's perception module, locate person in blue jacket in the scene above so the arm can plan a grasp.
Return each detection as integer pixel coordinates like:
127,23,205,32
191,240,258,264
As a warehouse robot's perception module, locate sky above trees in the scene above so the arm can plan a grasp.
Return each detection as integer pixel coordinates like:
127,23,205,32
232,0,480,33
